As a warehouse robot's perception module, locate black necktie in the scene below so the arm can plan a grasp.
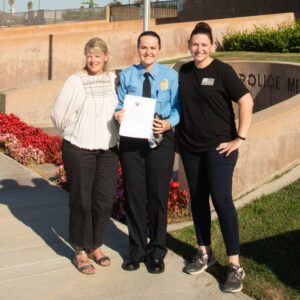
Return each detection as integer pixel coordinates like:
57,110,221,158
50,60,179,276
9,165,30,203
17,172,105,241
143,72,151,98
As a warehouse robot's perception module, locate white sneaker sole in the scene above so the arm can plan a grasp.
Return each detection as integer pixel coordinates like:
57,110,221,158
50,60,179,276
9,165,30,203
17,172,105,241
222,284,243,293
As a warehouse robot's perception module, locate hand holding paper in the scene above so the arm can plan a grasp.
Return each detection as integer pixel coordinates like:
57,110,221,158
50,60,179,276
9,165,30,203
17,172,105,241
119,95,156,139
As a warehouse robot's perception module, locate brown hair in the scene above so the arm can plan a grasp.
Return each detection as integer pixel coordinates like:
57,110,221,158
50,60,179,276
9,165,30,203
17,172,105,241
189,22,213,44
137,31,161,49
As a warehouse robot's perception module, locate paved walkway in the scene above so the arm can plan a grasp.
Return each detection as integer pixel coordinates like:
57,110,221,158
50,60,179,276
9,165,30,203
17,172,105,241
1,153,299,300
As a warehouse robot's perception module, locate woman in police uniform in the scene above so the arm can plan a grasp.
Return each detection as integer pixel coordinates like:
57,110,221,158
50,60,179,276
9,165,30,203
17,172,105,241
115,31,180,274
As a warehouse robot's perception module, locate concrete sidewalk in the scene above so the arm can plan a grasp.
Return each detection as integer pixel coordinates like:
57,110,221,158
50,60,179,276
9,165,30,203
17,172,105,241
1,151,285,300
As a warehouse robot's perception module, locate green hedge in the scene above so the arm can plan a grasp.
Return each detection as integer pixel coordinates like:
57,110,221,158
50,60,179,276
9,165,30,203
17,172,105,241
222,22,300,53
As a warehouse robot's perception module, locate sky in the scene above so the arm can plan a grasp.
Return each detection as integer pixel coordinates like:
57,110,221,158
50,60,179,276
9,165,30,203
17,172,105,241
2,0,135,13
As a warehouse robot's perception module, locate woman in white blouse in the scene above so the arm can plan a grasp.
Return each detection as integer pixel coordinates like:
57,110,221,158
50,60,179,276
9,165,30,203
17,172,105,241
52,38,119,275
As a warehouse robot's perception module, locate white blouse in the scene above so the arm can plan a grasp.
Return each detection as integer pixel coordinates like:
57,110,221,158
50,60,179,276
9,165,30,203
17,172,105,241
51,71,119,150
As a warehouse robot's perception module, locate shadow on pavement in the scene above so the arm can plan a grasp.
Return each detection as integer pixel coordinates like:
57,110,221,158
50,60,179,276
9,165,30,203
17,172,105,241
0,177,129,261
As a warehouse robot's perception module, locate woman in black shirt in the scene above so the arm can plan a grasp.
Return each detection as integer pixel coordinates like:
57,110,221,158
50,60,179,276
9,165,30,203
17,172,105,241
178,22,253,293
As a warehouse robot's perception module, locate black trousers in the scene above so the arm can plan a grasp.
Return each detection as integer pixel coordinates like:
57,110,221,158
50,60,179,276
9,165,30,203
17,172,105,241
180,144,239,256
120,130,175,261
62,139,119,250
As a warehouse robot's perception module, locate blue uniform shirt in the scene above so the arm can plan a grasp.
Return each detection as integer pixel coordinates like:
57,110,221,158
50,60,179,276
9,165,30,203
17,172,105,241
116,63,180,128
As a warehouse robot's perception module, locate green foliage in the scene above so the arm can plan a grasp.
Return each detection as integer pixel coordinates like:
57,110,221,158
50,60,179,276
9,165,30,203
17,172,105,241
223,22,300,53
27,1,33,11
134,0,143,5
109,0,122,7
81,0,97,8
287,21,300,53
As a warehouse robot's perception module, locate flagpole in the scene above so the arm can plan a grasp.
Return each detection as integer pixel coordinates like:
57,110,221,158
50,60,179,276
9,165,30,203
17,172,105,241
143,0,150,31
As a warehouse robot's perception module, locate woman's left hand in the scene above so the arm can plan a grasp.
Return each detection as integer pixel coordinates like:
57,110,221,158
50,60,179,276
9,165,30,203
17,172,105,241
153,119,171,134
216,138,244,157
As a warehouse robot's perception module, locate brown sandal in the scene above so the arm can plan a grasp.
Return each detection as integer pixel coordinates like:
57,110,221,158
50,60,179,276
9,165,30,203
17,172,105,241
73,250,96,275
88,248,111,267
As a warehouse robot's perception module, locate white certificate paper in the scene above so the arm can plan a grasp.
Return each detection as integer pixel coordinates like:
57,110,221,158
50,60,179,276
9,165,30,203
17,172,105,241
119,95,156,139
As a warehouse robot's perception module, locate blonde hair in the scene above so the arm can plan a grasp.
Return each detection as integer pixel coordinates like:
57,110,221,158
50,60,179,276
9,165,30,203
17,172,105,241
84,37,108,55
83,37,109,71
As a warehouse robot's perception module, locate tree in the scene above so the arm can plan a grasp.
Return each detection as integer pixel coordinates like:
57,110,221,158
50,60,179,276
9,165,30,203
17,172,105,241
81,0,98,8
27,1,33,11
109,0,122,7
8,0,15,14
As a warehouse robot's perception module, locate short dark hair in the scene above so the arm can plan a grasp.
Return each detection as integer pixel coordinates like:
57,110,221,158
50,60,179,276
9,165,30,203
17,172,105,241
137,31,161,49
189,22,213,44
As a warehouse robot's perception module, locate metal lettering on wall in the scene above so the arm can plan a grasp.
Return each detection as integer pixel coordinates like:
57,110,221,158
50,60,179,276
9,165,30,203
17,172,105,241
239,73,299,93
237,72,299,113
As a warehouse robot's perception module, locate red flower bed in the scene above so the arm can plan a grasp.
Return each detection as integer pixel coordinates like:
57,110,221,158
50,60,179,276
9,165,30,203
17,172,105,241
169,180,189,213
0,113,62,165
111,164,191,224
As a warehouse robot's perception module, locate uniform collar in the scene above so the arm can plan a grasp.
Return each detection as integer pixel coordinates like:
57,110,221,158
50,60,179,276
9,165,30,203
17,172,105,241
137,63,159,81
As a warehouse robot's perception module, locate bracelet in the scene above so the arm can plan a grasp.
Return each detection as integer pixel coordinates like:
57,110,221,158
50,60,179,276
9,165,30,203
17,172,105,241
236,134,246,141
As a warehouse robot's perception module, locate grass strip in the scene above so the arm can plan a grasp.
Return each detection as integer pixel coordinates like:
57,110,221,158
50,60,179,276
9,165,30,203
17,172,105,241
167,179,300,300
161,52,300,64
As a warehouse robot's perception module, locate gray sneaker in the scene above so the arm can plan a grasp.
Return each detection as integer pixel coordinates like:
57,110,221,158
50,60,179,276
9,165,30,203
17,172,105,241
222,263,246,293
184,251,216,275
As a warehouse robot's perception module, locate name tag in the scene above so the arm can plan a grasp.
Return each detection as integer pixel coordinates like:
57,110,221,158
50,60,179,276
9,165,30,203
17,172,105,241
201,78,215,86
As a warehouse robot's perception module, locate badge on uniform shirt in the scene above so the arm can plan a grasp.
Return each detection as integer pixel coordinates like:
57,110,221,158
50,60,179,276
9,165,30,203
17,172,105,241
160,79,169,90
201,78,215,86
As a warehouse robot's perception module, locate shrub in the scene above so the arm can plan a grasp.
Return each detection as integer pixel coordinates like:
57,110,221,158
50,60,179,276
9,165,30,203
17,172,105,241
167,180,190,223
223,21,300,53
107,165,190,223
286,21,300,53
111,162,126,222
0,113,62,165
0,133,45,165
